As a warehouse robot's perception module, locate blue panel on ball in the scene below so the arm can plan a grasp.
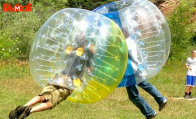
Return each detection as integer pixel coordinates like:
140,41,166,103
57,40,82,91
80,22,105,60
103,12,122,29
118,58,136,87
93,2,122,28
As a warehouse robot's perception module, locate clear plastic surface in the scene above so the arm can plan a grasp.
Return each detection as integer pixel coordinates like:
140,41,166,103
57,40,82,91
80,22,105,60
93,0,171,85
29,8,128,103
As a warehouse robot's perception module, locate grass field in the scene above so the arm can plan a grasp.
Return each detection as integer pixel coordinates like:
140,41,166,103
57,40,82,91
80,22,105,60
0,60,196,119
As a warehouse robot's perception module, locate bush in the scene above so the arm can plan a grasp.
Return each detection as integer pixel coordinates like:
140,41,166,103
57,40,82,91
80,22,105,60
0,1,61,60
0,34,20,60
1,0,116,60
0,0,195,61
65,0,116,10
168,0,195,60
150,0,166,5
0,11,42,60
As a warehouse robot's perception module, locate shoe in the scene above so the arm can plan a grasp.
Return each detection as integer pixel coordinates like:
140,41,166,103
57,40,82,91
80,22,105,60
18,107,31,119
189,95,193,98
159,99,167,111
184,95,189,99
9,106,26,119
146,111,157,119
187,95,195,100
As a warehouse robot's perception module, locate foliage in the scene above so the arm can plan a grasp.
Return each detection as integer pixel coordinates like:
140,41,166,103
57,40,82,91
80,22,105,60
65,0,115,10
0,0,24,6
0,0,118,60
0,0,68,9
150,0,166,5
0,0,195,61
168,0,195,60
66,0,167,10
31,0,68,9
0,11,42,60
0,0,60,60
0,34,20,60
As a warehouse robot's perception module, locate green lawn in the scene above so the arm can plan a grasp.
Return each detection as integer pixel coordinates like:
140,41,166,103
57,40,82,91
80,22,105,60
0,60,196,119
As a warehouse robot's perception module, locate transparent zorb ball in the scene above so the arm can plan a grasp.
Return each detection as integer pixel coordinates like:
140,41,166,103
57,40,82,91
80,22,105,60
93,0,171,84
29,8,128,103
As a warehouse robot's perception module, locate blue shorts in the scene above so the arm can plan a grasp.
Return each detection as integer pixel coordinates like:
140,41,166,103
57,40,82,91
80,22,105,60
185,75,195,87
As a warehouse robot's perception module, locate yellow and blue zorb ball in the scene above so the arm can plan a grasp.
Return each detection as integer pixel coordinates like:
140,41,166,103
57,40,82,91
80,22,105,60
29,8,128,103
93,0,171,86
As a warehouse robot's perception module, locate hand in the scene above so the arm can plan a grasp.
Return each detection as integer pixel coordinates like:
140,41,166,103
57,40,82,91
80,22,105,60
186,65,192,70
188,67,192,70
88,67,93,75
89,44,95,54
88,69,92,75
73,78,82,87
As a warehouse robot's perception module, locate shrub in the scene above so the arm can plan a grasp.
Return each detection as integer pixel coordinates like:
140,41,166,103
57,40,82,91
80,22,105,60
65,0,116,10
168,0,195,60
0,34,20,60
150,0,166,5
0,1,60,60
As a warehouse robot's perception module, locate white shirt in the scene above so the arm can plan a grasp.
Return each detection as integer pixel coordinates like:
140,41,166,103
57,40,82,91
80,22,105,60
186,57,196,76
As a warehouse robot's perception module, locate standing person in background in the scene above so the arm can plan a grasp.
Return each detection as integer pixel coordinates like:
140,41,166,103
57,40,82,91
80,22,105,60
184,49,196,99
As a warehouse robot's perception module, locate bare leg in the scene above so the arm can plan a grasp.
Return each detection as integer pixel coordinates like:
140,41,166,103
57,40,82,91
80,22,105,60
9,96,46,119
189,86,193,92
24,96,46,107
30,102,52,114
185,86,190,93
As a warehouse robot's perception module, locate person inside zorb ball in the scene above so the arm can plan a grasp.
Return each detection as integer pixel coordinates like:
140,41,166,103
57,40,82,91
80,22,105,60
9,8,128,119
50,32,94,89
93,0,171,86
93,0,171,118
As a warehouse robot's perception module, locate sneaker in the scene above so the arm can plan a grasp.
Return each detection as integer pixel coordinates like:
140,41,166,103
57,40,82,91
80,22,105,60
159,99,167,111
187,95,195,100
184,95,189,99
189,95,193,98
146,111,157,119
9,106,26,119
18,107,32,119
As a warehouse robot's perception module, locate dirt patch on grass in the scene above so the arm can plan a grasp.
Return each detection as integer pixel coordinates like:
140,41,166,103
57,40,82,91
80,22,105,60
158,0,196,23
158,0,179,16
0,59,28,66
